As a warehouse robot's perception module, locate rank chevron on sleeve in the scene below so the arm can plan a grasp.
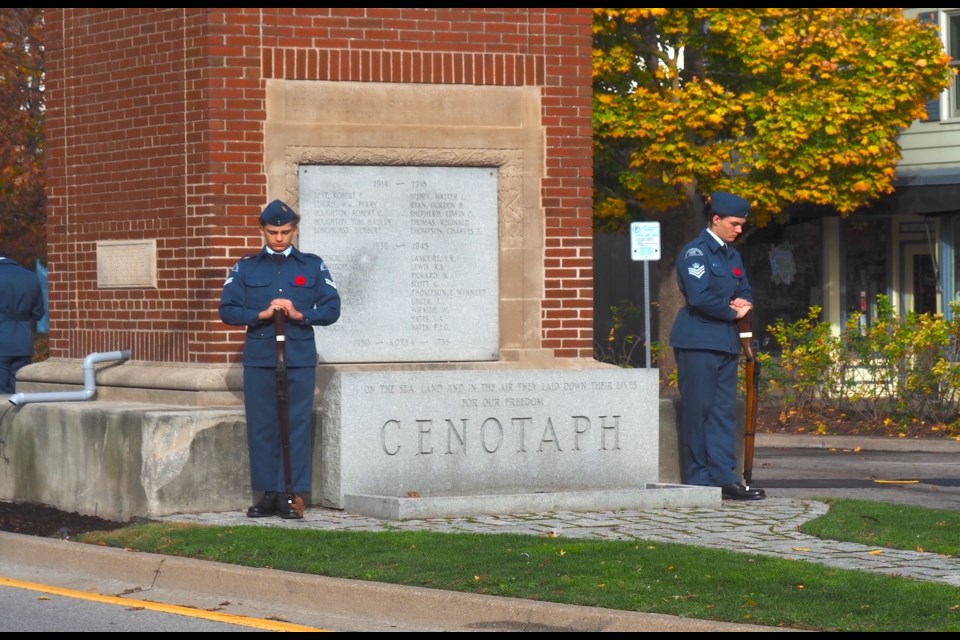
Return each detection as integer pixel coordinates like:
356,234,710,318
688,263,705,279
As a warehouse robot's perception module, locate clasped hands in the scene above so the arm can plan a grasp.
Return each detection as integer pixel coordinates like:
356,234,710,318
257,298,304,322
730,297,752,319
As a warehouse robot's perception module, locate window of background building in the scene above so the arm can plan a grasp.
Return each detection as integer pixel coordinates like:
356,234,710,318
742,218,823,356
948,11,960,119
949,215,960,316
842,218,891,331
918,9,953,121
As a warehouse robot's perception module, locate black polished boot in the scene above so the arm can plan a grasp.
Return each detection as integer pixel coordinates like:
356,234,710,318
246,491,278,517
277,492,305,520
721,483,766,501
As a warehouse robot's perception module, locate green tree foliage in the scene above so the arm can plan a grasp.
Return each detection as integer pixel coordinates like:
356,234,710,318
0,8,44,268
593,8,953,380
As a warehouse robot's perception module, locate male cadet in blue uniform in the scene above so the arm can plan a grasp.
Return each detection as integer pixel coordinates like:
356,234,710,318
220,200,341,519
669,191,765,501
0,256,44,394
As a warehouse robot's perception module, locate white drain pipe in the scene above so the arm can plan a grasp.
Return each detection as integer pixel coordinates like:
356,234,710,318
8,350,132,406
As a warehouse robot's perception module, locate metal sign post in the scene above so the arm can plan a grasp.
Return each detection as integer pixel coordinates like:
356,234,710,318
630,222,661,368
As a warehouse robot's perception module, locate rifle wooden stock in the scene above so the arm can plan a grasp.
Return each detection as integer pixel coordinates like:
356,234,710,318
738,310,759,489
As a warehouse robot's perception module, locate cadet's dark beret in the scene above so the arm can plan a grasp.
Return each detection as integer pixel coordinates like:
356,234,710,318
710,191,750,218
259,200,300,226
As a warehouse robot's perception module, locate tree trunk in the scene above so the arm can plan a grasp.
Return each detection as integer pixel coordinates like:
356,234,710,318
655,189,707,390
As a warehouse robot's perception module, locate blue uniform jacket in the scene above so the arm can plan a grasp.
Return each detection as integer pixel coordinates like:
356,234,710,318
219,247,341,367
669,228,752,354
0,258,44,357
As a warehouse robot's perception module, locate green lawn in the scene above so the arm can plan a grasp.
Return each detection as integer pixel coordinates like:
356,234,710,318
78,497,960,632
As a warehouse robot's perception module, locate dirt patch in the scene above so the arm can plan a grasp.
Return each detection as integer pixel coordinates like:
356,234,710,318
756,403,959,440
0,500,130,538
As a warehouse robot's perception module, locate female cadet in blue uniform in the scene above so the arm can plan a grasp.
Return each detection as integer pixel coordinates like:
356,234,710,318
220,200,341,519
669,191,765,501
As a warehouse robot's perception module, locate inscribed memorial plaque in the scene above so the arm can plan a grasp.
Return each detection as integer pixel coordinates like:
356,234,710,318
298,165,499,363
96,240,157,289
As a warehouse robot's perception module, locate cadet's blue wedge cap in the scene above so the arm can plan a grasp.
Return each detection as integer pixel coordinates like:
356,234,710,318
710,191,750,218
259,200,300,226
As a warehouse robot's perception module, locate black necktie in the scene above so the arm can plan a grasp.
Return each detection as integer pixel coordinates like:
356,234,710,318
271,253,286,264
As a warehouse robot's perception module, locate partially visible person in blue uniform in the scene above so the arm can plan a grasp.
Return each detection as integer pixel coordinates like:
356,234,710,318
0,256,44,394
669,191,765,501
220,200,341,519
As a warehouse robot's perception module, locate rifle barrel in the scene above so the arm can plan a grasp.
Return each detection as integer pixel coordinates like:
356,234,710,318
737,310,758,489
274,309,294,494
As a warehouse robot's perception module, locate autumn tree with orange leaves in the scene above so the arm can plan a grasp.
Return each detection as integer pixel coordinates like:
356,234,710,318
0,8,44,269
592,8,953,382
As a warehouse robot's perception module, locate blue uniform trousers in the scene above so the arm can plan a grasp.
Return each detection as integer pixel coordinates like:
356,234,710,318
674,348,739,487
0,354,31,394
243,365,316,493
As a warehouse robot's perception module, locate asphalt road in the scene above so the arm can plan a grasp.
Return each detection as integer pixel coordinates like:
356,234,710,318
752,439,960,511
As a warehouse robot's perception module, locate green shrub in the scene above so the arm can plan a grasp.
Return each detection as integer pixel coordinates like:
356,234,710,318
764,295,960,434
594,299,654,369
764,305,844,413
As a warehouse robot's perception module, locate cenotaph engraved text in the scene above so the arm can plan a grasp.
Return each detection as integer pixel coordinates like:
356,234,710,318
361,375,643,459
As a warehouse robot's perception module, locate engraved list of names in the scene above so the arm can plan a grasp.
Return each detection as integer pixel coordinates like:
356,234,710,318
299,165,499,363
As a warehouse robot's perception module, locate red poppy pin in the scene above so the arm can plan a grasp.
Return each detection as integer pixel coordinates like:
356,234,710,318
295,275,307,286
733,268,742,277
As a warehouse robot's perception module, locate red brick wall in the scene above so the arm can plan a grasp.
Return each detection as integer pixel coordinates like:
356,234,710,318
44,8,594,364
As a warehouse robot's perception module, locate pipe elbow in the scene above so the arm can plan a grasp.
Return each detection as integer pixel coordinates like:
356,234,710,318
83,350,132,367
8,389,96,406
10,350,131,407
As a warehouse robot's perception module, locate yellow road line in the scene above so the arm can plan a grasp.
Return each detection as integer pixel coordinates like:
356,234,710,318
0,576,327,632
873,479,921,484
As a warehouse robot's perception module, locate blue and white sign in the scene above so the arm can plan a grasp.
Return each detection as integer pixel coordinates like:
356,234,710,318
630,222,661,261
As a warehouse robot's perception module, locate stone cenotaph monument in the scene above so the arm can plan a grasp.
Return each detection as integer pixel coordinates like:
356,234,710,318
0,10,714,520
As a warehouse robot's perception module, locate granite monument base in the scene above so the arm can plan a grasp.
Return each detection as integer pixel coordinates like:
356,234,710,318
317,368,721,519
0,365,724,521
